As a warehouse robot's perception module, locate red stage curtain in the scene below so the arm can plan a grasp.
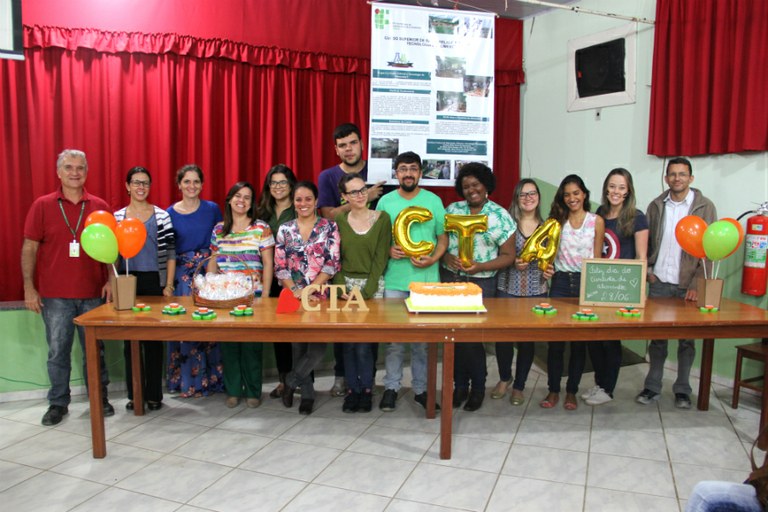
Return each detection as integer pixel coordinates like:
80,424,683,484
2,17,523,301
648,0,768,156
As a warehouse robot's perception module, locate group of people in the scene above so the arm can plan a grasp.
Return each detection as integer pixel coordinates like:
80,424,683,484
23,122,716,426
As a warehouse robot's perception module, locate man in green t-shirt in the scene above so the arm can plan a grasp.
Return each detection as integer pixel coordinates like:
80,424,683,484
376,152,447,412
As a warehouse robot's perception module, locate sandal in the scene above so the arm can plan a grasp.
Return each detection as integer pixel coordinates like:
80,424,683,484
539,392,559,408
269,383,284,399
490,380,511,399
510,390,525,406
564,393,578,411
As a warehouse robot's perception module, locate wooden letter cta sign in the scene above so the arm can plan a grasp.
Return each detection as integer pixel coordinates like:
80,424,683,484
300,285,369,312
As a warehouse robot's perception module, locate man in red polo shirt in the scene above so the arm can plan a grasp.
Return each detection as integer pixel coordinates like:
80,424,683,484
22,149,115,426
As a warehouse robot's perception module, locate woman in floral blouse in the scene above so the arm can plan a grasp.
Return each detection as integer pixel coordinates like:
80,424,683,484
275,181,341,415
440,163,516,412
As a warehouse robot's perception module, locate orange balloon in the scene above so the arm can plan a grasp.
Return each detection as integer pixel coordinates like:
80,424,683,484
84,210,117,232
675,215,707,259
115,218,147,259
721,217,745,258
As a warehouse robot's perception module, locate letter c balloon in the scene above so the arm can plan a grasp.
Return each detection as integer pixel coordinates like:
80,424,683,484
392,206,435,257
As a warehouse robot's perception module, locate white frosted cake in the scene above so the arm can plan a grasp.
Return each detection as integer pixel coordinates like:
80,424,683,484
407,282,484,311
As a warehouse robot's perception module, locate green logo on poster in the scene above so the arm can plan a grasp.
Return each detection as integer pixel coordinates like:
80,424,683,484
374,8,390,29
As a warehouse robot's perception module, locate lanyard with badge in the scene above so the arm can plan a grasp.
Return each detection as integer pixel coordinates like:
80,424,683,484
58,199,86,258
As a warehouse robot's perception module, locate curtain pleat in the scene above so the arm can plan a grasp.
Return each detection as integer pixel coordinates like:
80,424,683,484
648,0,768,156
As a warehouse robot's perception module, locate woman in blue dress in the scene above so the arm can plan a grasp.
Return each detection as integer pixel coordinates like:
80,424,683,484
166,164,224,397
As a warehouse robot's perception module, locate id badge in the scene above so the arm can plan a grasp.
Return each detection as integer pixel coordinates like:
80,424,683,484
69,241,80,258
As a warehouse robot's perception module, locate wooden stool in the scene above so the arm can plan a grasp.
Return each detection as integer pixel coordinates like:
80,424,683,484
733,339,768,449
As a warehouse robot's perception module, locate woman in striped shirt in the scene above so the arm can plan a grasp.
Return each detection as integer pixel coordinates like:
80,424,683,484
209,181,274,409
115,166,176,412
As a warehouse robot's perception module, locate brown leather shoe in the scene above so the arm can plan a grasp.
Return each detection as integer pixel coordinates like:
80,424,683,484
282,387,295,408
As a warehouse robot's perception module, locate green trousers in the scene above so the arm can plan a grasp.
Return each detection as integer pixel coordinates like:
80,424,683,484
221,342,263,398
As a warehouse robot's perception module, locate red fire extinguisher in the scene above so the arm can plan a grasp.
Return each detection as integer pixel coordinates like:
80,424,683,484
741,202,768,296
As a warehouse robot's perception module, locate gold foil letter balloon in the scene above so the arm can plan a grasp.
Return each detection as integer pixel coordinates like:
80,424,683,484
444,214,488,267
519,218,562,271
393,206,435,257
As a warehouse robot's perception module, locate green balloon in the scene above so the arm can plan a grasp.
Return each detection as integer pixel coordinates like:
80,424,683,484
702,220,739,261
80,223,118,263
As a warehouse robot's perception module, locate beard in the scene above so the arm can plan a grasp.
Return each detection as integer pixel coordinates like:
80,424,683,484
400,180,418,193
342,154,362,167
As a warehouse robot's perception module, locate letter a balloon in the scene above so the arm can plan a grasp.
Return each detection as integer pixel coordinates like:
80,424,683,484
519,218,562,271
115,218,147,259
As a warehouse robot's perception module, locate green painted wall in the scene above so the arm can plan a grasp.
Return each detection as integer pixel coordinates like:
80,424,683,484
1,309,125,395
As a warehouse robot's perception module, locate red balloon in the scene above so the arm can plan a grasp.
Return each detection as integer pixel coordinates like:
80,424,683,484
115,218,147,259
721,217,745,258
84,210,117,232
675,215,707,259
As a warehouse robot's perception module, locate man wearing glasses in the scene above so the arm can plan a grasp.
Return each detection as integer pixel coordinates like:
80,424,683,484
22,149,114,426
636,157,717,409
318,123,387,396
376,151,447,412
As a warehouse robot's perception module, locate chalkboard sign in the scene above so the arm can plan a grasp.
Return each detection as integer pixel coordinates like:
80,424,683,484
579,258,647,307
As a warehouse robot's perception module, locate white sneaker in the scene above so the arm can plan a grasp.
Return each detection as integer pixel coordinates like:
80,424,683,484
586,388,613,406
330,377,346,397
580,385,600,400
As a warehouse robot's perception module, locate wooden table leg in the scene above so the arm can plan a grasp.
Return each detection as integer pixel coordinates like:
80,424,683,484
440,335,454,460
426,343,437,419
697,338,714,411
85,329,106,458
130,340,144,416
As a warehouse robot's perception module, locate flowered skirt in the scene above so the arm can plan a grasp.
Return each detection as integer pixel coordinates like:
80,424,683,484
167,249,224,396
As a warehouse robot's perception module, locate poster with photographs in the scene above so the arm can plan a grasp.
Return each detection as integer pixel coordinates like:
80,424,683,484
368,3,495,187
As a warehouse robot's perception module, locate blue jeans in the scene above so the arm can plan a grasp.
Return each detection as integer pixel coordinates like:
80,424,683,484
344,343,376,392
547,272,586,394
383,289,427,394
41,297,109,407
685,481,761,512
644,279,695,395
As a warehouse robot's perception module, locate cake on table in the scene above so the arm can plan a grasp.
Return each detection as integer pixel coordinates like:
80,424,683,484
407,282,485,312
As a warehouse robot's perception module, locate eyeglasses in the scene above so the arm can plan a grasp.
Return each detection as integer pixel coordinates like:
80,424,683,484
519,191,538,199
344,186,368,198
666,173,690,179
130,180,151,188
270,180,289,188
396,166,420,175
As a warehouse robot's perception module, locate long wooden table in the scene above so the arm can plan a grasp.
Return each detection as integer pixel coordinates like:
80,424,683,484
76,296,768,459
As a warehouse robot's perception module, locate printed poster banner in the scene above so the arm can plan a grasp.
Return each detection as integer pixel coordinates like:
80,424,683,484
368,3,495,187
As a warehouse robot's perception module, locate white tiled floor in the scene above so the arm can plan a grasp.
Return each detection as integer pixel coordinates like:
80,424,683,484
0,358,763,512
